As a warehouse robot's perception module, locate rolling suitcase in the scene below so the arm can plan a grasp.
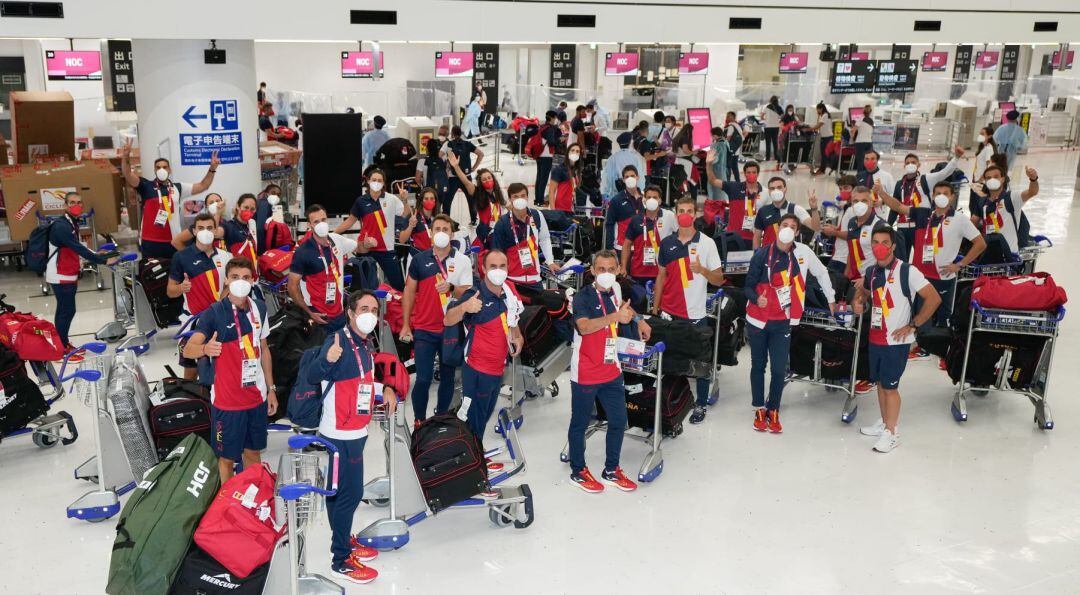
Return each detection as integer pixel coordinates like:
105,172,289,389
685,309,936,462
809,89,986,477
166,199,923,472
139,258,183,328
597,374,692,437
0,343,47,435
517,305,557,368
149,398,211,460
169,545,269,595
410,413,488,513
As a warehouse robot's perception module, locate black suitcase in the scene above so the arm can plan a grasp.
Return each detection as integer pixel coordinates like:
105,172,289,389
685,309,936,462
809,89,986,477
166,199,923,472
410,413,489,513
161,366,210,402
0,345,47,435
517,305,558,368
149,397,211,459
268,304,327,421
790,322,870,381
139,258,183,328
915,326,953,359
169,545,269,595
945,336,1002,387
597,374,692,437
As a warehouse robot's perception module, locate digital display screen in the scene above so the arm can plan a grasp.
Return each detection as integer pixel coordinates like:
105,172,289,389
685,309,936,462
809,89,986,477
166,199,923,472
686,108,713,151
45,50,102,81
605,52,640,76
778,52,808,74
679,52,709,75
435,52,474,78
921,52,948,72
341,52,384,78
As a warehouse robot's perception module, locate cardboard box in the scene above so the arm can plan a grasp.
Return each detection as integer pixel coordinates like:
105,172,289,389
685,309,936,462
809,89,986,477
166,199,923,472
259,140,302,169
10,91,76,164
0,160,122,241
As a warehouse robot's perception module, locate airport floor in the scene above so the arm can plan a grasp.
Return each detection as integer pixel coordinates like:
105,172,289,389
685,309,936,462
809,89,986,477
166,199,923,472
0,148,1078,594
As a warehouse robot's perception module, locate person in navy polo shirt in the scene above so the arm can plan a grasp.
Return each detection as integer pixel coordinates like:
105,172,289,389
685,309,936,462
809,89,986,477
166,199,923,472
620,185,676,301
170,193,226,252
288,204,358,331
604,165,645,251
334,169,409,291
852,227,941,453
400,214,473,423
567,250,651,494
45,192,118,352
167,213,232,380
398,187,441,254
221,193,261,275
491,182,559,290
119,138,219,259
752,177,819,248
444,250,523,458
704,155,763,249
183,257,277,479
889,147,964,258
308,289,395,585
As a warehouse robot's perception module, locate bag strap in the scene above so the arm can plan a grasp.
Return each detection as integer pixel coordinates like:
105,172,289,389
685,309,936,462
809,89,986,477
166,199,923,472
112,519,135,551
899,262,913,304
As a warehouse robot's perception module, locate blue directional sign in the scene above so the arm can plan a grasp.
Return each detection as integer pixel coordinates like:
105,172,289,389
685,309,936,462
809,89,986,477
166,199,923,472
178,98,243,166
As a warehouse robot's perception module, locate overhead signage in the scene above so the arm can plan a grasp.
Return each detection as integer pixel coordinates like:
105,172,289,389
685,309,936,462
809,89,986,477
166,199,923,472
830,60,877,94
679,52,709,75
921,52,948,72
605,52,639,76
177,98,243,166
975,51,1000,72
434,52,474,78
472,44,499,114
550,44,576,89
45,50,101,81
778,52,808,74
874,59,918,93
103,40,135,111
1000,45,1020,81
891,45,911,60
686,108,712,150
340,52,384,78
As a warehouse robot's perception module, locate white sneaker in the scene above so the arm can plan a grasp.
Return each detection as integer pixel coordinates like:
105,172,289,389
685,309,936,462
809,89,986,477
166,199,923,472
873,429,901,453
860,419,886,437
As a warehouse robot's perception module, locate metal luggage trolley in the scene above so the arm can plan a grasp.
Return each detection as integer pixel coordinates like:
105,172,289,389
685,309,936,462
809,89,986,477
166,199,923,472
258,278,291,320
952,302,1065,429
546,223,581,266
95,252,156,354
779,128,816,175
35,209,108,295
786,308,864,423
559,341,669,483
1019,235,1052,274
573,204,606,251
261,434,345,595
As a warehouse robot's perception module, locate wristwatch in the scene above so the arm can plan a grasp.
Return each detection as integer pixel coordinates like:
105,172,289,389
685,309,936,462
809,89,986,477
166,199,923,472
268,385,277,393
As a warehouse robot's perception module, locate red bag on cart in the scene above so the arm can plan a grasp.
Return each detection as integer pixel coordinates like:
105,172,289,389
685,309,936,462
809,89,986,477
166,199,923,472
379,283,405,333
0,311,35,347
264,220,293,251
13,318,65,361
971,272,1068,311
257,248,293,284
193,463,283,579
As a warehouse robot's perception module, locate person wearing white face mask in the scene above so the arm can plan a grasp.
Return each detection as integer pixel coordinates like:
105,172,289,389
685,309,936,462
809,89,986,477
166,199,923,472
119,137,219,259
444,250,524,465
183,257,277,481
254,183,285,253
335,168,409,291
171,193,227,252
620,186,677,301
546,143,582,212
567,250,651,494
751,176,819,249
968,164,1040,254
491,182,558,290
890,146,964,259
604,165,647,251
400,214,473,423
973,126,998,181
601,131,647,201
288,204,359,331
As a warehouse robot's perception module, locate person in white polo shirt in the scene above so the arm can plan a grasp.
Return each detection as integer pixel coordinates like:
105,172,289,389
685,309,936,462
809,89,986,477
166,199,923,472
968,164,1040,254
851,226,941,453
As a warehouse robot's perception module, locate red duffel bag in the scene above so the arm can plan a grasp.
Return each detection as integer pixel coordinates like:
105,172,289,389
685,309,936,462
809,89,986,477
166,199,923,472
971,272,1068,311
0,311,35,347
13,319,65,361
193,463,283,578
257,248,293,284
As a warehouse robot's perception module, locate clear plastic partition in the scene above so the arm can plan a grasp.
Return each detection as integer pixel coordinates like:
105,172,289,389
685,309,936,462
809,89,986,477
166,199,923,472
505,84,598,120
276,90,334,118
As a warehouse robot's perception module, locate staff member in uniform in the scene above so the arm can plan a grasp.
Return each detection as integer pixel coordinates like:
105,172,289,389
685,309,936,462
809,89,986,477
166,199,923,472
601,132,647,200
335,169,408,291
45,192,118,352
443,250,523,454
491,183,558,290
400,215,473,423
535,111,562,206
752,177,819,248
361,115,390,170
604,166,645,251
852,227,941,453
222,194,261,272
567,250,651,494
653,196,725,425
254,184,283,254
620,185,676,297
119,138,219,259
288,204,358,331
889,147,964,257
183,257,278,478
969,165,1040,254
399,187,440,254
812,103,834,176
704,155,763,249
309,290,392,585
852,105,875,173
992,110,1028,170
168,213,232,380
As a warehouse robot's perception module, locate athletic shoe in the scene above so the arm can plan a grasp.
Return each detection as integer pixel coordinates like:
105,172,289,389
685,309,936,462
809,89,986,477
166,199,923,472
860,418,886,437
333,562,378,584
63,344,84,363
767,410,783,434
855,381,876,394
753,408,768,432
348,538,379,562
601,467,638,492
689,406,706,424
570,468,604,493
908,347,930,361
413,419,422,430
479,490,500,499
873,429,901,453
938,358,947,371
486,459,504,472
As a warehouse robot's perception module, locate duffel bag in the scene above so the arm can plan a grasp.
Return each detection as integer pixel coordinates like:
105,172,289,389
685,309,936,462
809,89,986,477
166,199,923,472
945,336,1003,387
379,283,405,334
971,273,1067,312
169,545,269,595
286,346,330,428
410,413,488,513
643,315,713,363
194,463,282,579
915,326,953,359
0,310,35,347
256,248,293,284
596,374,692,437
107,434,220,595
540,209,574,232
13,318,65,361
0,342,48,435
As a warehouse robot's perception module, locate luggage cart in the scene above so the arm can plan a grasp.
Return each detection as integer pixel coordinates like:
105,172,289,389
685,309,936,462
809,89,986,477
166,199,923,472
95,253,156,354
541,262,584,292
786,308,864,423
35,209,108,295
779,129,816,175
1019,235,1052,274
704,288,730,406
356,390,534,550
547,223,579,264
262,434,344,595
559,342,669,483
952,303,1064,429
258,278,290,320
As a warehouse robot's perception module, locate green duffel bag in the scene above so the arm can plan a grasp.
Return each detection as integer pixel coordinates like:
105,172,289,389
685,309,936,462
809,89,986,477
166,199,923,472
106,434,221,595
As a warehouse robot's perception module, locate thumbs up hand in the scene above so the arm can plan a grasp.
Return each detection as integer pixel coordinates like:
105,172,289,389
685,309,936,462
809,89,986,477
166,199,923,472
204,332,222,358
617,301,635,324
180,273,192,293
327,332,343,364
464,293,483,314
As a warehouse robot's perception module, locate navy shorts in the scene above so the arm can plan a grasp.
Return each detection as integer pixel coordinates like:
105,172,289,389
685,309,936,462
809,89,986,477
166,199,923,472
868,344,910,390
211,402,269,461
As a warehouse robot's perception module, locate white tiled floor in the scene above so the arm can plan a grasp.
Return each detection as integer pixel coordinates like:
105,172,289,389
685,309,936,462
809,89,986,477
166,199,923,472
0,148,1078,594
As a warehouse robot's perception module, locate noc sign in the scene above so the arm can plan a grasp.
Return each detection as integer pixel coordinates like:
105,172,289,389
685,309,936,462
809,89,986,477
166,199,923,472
874,59,918,93
830,60,877,94
550,44,576,89
177,98,243,166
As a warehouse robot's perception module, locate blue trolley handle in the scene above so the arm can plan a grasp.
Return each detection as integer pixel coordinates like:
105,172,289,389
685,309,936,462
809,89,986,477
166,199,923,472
619,341,666,361
706,288,725,308
283,434,341,498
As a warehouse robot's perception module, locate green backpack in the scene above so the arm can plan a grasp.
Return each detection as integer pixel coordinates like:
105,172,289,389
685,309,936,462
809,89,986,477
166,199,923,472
106,434,221,595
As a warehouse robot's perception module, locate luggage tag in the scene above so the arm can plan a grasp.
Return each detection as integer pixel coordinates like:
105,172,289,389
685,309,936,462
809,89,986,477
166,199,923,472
357,382,373,415
241,358,260,387
325,281,337,304
871,306,883,329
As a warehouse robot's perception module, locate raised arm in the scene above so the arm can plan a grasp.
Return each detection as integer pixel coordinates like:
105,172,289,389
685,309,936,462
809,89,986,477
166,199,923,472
191,151,220,195
118,138,142,188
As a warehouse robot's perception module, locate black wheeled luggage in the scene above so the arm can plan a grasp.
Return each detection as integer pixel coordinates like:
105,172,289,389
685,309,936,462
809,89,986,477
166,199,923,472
139,258,183,328
0,343,47,435
597,374,692,437
516,305,558,368
410,413,489,513
149,398,212,459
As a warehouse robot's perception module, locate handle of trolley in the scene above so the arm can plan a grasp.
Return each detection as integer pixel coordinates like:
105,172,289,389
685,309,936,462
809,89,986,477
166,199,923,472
278,434,340,502
617,342,666,375
971,301,1065,334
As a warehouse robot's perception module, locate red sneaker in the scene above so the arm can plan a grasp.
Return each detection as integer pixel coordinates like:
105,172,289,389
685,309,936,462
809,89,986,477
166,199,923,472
570,468,604,493
348,537,379,562
413,419,422,430
753,408,768,432
767,410,783,434
485,459,504,472
63,344,84,363
938,358,947,371
335,561,378,584
855,381,876,394
601,467,637,492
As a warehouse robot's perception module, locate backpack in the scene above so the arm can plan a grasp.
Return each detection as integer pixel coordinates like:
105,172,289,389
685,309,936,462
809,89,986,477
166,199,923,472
25,222,56,274
107,434,220,595
726,124,744,154
286,346,331,429
524,124,551,159
864,262,914,306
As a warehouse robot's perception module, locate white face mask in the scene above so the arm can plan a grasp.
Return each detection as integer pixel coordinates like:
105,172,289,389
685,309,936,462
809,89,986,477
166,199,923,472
595,272,617,290
977,134,987,144
777,227,796,244
155,168,169,182
313,221,330,237
568,152,580,163
624,177,637,190
368,181,383,193
904,163,918,175
228,279,252,298
985,178,1002,191
512,198,528,211
438,135,447,142
432,231,451,249
267,194,280,206
195,229,215,246
933,194,951,209
852,201,869,217
486,268,508,286
355,312,378,335
207,202,220,215
645,198,660,212
769,188,785,203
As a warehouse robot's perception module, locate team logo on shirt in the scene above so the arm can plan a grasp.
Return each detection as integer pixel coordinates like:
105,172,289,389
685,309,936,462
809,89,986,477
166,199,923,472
192,259,202,265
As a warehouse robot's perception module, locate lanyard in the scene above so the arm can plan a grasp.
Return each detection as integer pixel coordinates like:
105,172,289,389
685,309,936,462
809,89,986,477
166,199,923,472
767,244,795,288
231,301,261,360
343,331,372,379
317,241,341,283
595,288,619,338
873,259,901,308
156,183,174,221
644,215,660,248
509,211,535,246
924,214,944,253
